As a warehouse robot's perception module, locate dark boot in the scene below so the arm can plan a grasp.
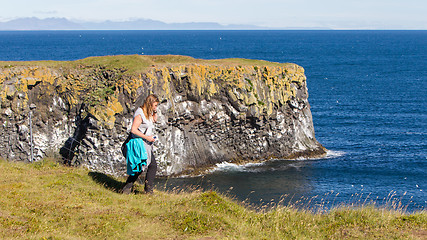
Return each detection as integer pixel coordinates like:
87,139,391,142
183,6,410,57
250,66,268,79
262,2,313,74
123,172,141,194
122,182,133,194
144,180,154,194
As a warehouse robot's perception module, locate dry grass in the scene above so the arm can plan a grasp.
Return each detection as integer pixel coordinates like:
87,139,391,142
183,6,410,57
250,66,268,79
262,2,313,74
0,159,425,239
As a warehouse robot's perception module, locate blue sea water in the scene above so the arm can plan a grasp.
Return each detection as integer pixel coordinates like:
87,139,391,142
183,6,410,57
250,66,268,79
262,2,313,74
1,30,426,212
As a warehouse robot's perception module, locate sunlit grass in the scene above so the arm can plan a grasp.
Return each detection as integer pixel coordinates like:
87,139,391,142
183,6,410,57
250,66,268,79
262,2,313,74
0,54,292,75
0,159,425,239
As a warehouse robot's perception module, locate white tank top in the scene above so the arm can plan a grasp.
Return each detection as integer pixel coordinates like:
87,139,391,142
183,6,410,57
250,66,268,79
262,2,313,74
134,107,154,136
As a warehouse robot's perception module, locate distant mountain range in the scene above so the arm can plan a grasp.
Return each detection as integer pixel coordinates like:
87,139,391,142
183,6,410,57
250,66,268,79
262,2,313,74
0,17,265,30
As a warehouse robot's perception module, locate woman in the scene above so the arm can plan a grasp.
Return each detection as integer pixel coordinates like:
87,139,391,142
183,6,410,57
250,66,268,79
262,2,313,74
122,94,159,194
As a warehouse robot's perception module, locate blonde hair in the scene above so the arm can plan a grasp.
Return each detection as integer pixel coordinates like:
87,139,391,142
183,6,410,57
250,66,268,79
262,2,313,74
141,94,159,120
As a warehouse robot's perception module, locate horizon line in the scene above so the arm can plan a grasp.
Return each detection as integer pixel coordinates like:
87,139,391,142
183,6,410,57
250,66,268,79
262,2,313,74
1,29,426,31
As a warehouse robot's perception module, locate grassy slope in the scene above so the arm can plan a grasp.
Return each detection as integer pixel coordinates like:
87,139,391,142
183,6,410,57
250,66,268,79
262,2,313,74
0,54,289,75
0,159,425,240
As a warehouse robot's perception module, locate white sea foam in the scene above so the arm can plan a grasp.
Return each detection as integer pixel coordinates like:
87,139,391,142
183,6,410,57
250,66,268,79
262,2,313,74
325,149,346,159
293,149,346,161
209,150,346,174
211,161,265,173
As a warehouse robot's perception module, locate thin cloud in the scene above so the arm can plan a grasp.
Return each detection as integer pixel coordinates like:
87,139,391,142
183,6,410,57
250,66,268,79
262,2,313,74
33,10,59,15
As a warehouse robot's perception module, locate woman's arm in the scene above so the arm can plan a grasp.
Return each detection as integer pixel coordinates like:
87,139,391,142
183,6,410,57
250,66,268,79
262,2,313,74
130,115,155,142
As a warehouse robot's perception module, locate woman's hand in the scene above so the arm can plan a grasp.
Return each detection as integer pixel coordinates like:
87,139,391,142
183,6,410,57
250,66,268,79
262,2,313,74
146,135,156,142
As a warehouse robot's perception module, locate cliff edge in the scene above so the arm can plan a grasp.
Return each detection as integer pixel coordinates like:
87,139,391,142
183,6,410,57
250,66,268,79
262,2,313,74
0,55,326,176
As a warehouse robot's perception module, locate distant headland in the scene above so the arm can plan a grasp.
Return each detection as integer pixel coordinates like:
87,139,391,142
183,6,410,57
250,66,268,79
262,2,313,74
0,17,331,30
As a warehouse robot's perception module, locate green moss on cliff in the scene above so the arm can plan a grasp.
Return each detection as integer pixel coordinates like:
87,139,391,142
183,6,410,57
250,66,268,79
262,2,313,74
1,55,306,128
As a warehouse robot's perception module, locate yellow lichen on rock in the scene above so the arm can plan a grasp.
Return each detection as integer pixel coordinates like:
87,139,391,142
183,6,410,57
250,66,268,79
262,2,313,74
138,63,306,118
1,56,308,127
0,67,58,113
89,96,124,129
159,67,172,100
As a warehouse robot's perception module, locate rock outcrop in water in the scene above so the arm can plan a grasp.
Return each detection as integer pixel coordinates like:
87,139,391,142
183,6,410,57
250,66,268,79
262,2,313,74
0,55,325,176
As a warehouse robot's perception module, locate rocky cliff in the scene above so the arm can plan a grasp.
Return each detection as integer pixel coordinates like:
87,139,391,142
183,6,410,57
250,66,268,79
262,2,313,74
0,55,325,176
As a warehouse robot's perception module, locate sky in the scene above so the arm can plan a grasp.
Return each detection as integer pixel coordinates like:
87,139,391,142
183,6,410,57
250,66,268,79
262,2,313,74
0,0,426,29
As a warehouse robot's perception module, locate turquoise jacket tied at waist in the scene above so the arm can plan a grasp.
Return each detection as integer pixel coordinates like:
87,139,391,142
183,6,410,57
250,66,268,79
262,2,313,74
126,138,148,176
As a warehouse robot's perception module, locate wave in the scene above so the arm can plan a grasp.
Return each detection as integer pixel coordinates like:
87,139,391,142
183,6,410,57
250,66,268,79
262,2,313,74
403,132,427,135
293,149,346,160
211,149,347,174
211,161,266,173
325,149,346,159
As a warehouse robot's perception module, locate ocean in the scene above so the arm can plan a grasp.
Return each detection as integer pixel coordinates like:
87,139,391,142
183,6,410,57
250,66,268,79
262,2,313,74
1,30,426,212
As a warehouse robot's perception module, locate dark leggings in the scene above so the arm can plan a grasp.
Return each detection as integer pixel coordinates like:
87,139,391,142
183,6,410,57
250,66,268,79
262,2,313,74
125,153,157,192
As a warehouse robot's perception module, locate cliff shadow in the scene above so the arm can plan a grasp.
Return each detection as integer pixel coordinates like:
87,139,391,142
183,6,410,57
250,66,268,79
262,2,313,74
88,171,124,193
59,104,97,166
